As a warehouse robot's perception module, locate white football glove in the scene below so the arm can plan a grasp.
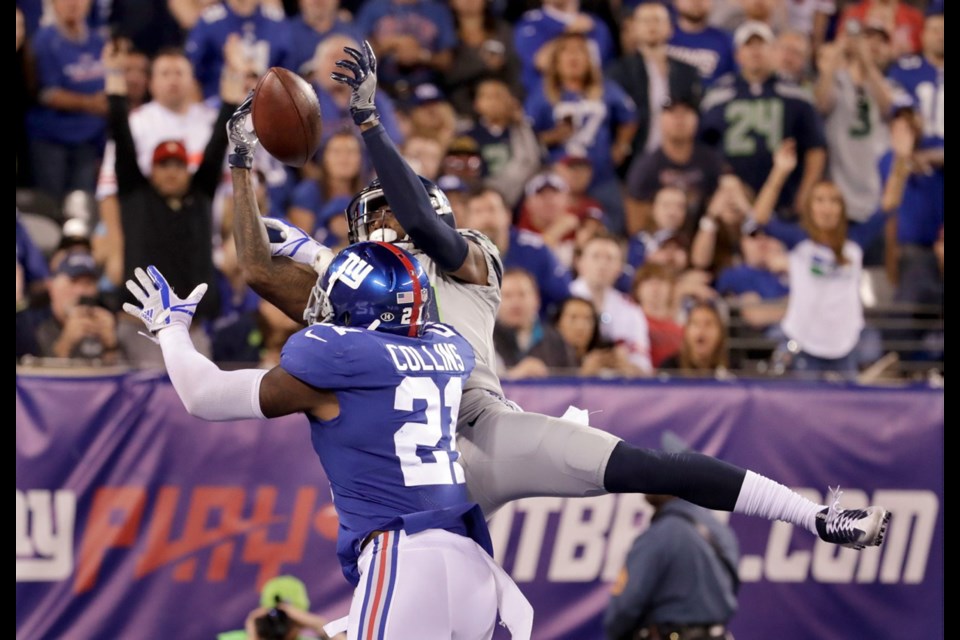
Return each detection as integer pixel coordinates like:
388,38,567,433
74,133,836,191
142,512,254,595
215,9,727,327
122,266,207,342
263,217,334,275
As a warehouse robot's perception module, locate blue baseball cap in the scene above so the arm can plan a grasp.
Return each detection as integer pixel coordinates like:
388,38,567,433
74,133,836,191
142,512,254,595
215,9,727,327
410,83,445,107
56,251,98,279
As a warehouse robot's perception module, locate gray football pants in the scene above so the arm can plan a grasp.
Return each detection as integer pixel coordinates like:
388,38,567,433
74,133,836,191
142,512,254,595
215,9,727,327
456,388,622,518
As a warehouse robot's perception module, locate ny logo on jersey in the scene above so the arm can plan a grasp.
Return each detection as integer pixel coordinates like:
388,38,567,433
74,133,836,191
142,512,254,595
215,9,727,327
337,253,374,290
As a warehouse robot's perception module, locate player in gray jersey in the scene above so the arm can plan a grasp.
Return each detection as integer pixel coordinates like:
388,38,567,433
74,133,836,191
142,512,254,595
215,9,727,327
224,41,889,552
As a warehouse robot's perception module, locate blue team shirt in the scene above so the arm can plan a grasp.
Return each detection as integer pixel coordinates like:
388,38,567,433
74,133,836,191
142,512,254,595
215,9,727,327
526,80,637,184
762,213,887,252
887,55,944,149
700,75,825,211
185,2,290,99
316,87,404,153
354,0,457,88
280,321,485,585
514,8,615,89
289,180,352,245
878,152,943,246
626,229,677,271
714,265,789,300
26,25,106,145
283,17,362,75
668,26,736,88
503,227,572,317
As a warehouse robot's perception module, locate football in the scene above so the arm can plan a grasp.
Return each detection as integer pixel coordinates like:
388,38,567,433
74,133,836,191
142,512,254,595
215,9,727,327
250,67,323,167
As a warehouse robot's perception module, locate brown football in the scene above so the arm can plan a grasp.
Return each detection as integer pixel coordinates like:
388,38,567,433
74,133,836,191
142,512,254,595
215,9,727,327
250,67,323,167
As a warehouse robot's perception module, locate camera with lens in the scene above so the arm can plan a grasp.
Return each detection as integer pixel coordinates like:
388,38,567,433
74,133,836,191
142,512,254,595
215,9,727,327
75,295,106,359
254,597,293,640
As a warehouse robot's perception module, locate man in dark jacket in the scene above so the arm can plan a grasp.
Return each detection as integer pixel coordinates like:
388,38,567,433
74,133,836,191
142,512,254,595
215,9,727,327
605,432,740,640
103,41,246,367
607,2,702,171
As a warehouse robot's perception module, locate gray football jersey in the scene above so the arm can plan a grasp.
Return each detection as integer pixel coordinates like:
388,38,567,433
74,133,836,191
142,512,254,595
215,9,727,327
407,229,504,395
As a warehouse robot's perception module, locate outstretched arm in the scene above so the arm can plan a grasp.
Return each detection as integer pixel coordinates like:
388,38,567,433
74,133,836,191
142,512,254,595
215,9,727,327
226,94,326,323
124,266,330,420
231,167,317,322
334,41,490,285
753,140,798,225
103,42,148,194
360,122,490,284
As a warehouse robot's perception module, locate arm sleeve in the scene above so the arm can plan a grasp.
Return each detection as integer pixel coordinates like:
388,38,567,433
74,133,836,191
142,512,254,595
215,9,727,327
762,218,806,249
158,325,267,420
360,123,469,272
192,101,234,196
374,94,405,147
107,95,148,194
848,209,888,249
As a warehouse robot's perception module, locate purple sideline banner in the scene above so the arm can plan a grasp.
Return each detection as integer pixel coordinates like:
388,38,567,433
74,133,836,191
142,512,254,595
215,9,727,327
17,373,943,640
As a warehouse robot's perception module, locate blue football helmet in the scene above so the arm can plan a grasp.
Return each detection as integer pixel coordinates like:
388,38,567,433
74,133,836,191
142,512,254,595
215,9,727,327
345,176,455,244
303,241,435,336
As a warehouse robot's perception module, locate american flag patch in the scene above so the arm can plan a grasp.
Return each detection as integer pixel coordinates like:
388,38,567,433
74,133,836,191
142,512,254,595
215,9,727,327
397,291,414,304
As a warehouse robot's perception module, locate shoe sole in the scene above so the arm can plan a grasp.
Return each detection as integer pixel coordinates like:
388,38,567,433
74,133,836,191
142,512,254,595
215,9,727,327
848,509,892,550
872,509,892,547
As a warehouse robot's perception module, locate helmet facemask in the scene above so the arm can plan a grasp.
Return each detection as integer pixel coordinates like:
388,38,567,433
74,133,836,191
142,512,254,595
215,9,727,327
303,276,335,326
346,187,402,244
345,178,456,245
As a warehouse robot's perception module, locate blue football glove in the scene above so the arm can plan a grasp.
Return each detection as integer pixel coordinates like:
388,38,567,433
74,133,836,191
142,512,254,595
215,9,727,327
330,40,380,126
122,266,207,342
262,217,333,272
227,90,258,169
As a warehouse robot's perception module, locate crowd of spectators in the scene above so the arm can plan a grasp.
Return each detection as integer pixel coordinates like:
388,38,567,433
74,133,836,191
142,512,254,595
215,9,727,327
15,0,944,381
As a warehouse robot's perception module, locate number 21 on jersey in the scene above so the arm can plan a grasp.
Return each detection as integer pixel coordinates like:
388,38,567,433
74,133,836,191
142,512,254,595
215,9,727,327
393,376,464,486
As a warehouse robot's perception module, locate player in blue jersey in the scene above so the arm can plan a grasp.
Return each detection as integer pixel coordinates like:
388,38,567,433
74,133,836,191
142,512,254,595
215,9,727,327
122,242,533,639
226,43,890,554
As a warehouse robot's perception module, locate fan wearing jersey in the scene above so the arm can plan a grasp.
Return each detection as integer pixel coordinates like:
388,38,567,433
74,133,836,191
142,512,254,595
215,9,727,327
699,21,827,218
225,41,890,553
121,243,532,639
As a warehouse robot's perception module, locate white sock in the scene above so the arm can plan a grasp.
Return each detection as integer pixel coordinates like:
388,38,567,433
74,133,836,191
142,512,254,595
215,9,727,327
733,471,826,534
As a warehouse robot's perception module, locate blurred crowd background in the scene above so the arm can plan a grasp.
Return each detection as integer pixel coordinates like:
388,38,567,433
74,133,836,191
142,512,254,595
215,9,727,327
14,0,944,383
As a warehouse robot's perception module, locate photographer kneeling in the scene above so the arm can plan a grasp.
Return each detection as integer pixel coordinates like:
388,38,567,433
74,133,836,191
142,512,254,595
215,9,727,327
218,575,340,640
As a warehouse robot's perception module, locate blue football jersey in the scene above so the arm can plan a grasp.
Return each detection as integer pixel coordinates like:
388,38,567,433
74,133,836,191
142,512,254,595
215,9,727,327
700,75,825,211
888,55,944,149
280,321,481,584
667,25,736,88
185,2,290,99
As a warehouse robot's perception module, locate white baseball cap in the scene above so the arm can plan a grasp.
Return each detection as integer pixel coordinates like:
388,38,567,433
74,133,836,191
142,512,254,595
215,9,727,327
734,20,776,48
